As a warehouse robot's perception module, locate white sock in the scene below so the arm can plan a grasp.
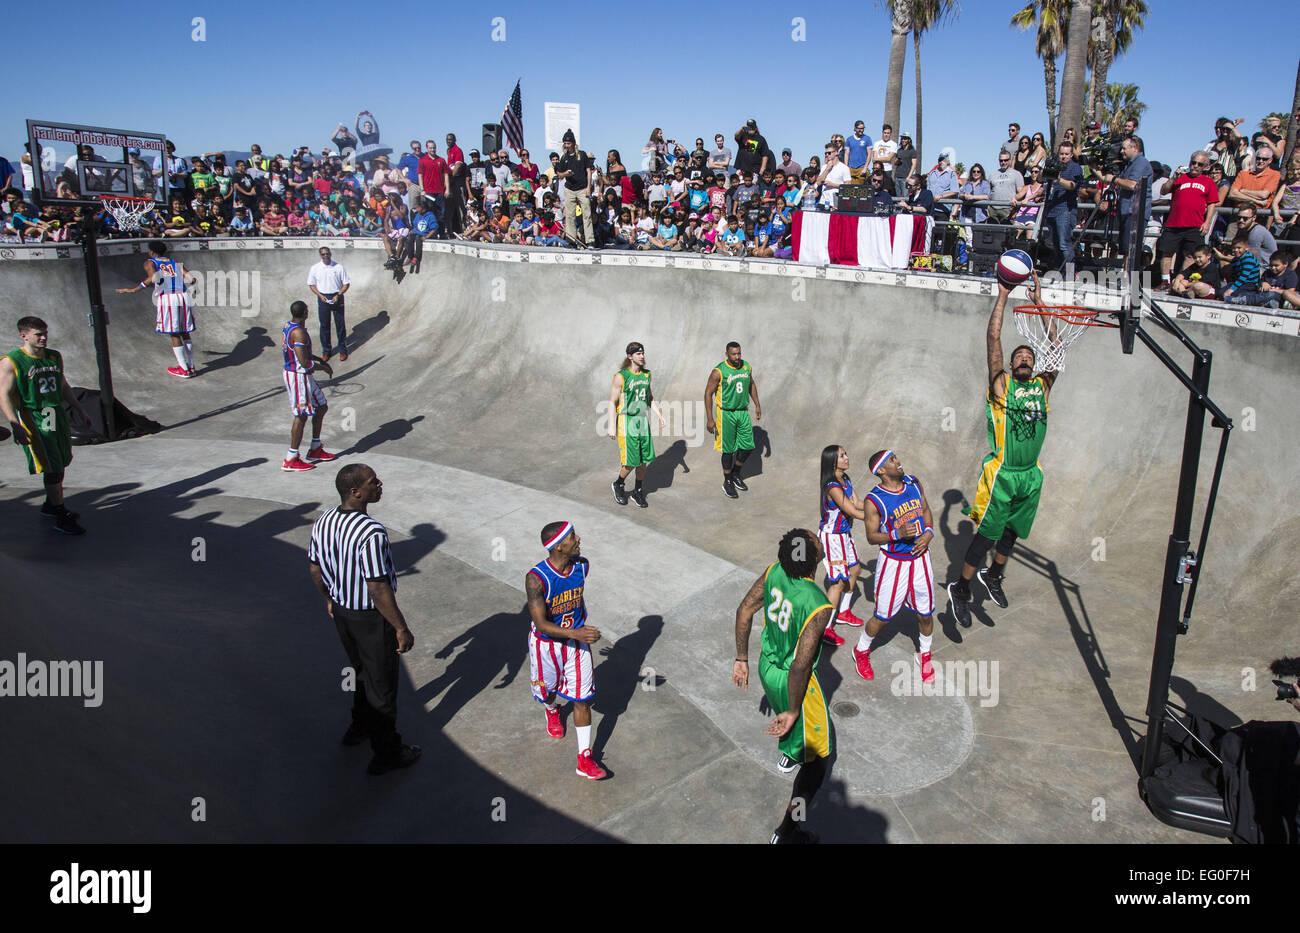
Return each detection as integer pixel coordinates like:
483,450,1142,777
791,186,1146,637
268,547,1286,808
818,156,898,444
286,449,298,460
576,724,591,754
310,437,322,450
183,340,194,369
919,633,933,654
838,593,852,613
856,632,874,652
172,346,187,367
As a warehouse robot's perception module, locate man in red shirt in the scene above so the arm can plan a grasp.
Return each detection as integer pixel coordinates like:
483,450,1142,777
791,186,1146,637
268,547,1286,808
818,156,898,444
418,141,450,239
445,134,464,168
1156,151,1222,288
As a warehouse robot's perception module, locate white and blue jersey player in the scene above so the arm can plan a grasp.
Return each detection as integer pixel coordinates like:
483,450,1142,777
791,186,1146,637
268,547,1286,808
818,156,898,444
116,240,197,377
819,445,868,644
854,449,938,684
524,521,608,780
280,300,337,472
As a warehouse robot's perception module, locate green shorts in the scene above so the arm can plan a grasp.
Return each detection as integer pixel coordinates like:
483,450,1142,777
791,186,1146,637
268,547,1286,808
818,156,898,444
617,412,655,468
759,658,833,763
18,408,72,477
965,456,1043,541
714,408,754,455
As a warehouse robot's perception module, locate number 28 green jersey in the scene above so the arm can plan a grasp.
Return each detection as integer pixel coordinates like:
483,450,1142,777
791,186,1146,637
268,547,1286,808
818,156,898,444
760,562,833,673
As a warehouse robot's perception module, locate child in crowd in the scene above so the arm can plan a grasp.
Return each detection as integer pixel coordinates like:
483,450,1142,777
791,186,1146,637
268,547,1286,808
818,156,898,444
1170,245,1222,299
536,210,564,246
1221,236,1262,303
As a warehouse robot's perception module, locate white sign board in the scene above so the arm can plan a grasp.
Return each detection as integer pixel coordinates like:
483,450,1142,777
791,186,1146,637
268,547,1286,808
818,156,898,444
544,102,581,152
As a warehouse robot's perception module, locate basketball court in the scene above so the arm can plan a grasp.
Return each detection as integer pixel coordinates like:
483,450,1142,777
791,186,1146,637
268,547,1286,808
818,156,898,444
0,126,1294,843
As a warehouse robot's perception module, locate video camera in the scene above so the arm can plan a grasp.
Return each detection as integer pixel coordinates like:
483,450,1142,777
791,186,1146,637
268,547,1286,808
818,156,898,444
1077,122,1127,175
1269,657,1300,701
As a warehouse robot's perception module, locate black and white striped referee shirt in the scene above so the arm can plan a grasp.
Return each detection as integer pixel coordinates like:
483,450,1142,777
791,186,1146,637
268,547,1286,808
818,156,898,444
308,506,397,611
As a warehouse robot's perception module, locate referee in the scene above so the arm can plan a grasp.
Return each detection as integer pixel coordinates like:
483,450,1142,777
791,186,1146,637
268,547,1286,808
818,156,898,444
308,463,421,775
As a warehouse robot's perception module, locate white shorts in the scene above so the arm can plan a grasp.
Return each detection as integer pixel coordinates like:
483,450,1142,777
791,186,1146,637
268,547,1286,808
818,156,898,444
872,549,936,620
820,528,859,582
528,629,594,703
283,370,327,417
154,292,194,334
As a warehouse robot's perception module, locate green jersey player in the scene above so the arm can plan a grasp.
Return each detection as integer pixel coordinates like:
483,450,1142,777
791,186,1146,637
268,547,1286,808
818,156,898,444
0,316,92,534
733,528,835,843
608,340,665,509
705,341,761,499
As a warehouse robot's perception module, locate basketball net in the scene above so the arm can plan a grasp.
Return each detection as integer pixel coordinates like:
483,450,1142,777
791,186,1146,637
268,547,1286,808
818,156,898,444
98,196,155,233
1012,306,1107,373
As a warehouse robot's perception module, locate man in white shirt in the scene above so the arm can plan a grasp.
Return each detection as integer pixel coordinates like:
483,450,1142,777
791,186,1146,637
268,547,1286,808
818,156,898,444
872,125,899,190
307,246,352,362
817,143,851,209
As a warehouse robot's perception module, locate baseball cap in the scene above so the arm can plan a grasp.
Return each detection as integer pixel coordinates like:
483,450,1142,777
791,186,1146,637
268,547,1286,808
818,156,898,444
689,212,699,219
782,148,792,156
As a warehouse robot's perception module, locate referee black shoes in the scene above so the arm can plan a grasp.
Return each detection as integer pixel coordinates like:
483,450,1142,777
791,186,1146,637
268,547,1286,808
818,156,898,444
367,744,422,776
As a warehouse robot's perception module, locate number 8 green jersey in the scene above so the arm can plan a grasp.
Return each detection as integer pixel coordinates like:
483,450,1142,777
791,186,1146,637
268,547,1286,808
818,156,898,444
760,562,833,673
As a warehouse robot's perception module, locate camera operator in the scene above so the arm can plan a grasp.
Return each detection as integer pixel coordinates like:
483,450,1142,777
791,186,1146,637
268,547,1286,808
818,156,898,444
1101,135,1153,258
1269,658,1300,714
1041,140,1083,271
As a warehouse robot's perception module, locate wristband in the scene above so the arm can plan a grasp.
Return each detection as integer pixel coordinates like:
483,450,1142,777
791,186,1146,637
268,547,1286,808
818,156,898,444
735,658,748,663
920,526,933,537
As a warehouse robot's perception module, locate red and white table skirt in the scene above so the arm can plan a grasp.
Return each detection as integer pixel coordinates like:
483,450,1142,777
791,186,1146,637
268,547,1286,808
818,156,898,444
791,211,932,270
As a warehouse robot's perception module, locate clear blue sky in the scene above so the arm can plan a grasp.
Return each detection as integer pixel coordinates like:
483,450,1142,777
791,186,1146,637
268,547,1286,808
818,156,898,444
7,1,1295,176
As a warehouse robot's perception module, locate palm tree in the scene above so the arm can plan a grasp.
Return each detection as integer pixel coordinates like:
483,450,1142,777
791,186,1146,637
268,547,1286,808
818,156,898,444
909,0,958,171
1290,60,1300,167
1083,80,1147,134
1057,0,1092,147
1085,0,1148,127
1010,0,1070,144
881,0,913,137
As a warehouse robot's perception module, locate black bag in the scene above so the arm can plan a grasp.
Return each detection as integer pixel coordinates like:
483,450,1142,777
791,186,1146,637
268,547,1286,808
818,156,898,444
69,388,162,445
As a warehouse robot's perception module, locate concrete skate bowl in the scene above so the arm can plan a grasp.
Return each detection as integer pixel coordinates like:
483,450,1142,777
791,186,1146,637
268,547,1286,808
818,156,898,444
0,238,1295,844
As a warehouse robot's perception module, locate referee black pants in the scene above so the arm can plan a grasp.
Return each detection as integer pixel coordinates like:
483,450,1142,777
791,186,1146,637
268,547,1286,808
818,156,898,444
332,604,402,758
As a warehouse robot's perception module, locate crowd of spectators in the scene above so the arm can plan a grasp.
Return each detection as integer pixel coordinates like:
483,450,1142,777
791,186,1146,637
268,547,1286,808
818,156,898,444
2,111,1296,308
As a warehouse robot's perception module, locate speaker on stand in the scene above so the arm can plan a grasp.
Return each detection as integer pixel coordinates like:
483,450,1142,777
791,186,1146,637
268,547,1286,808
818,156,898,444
482,123,503,154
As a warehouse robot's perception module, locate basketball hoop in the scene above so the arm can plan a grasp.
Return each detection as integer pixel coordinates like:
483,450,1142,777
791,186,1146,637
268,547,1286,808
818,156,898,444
1013,305,1116,373
98,195,155,233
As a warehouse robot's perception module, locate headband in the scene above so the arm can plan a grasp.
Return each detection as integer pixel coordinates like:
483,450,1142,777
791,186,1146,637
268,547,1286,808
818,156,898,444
543,522,573,551
870,450,894,476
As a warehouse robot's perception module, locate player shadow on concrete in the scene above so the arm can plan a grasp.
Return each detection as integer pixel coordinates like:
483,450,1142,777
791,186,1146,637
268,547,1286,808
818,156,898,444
0,468,617,843
346,415,426,456
197,326,276,376
1013,538,1144,768
390,522,448,579
592,615,665,764
643,440,689,494
810,767,892,844
344,310,390,355
935,488,998,639
738,425,772,480
418,606,529,731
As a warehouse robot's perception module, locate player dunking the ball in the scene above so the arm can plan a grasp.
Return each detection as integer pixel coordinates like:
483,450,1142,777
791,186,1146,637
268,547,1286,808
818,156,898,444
608,341,666,509
705,341,761,499
281,300,338,472
948,272,1054,626
817,445,868,646
855,450,937,684
525,521,608,780
733,528,835,843
116,240,198,378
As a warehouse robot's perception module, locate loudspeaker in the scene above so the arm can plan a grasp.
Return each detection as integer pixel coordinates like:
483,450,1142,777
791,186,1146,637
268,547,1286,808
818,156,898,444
482,123,502,154
972,227,1008,254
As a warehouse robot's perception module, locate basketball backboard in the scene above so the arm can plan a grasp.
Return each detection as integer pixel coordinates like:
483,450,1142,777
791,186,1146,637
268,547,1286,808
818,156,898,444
25,119,168,208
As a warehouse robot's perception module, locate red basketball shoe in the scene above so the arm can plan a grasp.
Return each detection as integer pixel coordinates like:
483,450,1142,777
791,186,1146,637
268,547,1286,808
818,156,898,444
544,705,563,738
281,456,316,472
853,646,875,680
576,749,607,780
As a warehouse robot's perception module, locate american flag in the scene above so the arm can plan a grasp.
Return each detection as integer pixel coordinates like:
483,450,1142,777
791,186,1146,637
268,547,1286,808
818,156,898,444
501,81,524,152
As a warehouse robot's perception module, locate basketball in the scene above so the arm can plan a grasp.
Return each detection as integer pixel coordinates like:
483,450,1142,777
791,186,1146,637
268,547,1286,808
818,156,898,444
996,249,1034,287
